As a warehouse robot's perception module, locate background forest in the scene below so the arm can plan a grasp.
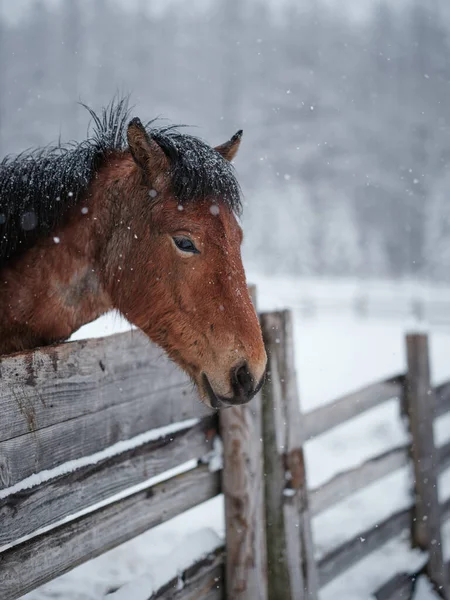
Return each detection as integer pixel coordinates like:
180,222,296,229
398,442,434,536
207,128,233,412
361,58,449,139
0,0,449,280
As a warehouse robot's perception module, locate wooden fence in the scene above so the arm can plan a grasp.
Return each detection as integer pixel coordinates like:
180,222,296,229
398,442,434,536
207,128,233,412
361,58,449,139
301,329,450,600
296,293,450,327
1,307,450,599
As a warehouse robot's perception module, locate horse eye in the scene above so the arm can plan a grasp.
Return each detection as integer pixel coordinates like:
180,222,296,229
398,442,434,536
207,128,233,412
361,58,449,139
172,236,199,254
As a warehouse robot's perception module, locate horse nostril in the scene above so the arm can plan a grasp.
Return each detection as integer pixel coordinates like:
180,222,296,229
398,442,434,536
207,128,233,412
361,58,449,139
233,362,254,397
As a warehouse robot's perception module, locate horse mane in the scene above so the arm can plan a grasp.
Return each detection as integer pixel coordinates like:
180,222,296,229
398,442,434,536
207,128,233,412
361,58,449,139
0,96,242,265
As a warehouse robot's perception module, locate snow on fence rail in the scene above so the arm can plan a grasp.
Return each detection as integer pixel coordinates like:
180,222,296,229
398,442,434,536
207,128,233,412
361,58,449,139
1,305,450,599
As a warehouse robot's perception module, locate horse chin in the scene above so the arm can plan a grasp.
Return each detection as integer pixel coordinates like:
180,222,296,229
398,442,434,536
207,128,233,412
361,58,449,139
201,373,223,409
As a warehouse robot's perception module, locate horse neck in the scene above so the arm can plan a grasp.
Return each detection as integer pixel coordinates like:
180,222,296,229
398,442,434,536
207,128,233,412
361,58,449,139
0,154,135,355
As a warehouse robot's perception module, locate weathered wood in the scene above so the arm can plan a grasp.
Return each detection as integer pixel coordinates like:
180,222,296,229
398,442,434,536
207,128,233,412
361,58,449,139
0,330,210,489
435,380,450,419
219,285,267,600
0,381,210,490
0,465,220,600
0,332,211,491
303,376,404,440
0,415,216,547
404,334,449,595
0,330,208,444
318,508,411,587
260,310,319,600
220,403,267,600
310,445,409,516
373,573,416,600
151,547,225,600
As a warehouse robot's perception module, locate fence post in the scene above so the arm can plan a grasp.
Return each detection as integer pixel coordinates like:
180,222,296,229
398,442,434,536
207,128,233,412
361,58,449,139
219,286,268,600
405,334,449,597
260,310,319,600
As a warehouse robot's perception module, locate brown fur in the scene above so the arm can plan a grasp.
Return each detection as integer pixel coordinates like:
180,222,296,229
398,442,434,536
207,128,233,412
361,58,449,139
0,138,266,407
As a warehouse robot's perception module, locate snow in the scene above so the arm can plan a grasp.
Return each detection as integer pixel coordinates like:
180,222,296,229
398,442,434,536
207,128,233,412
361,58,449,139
320,535,427,600
0,419,198,503
413,577,441,600
434,411,450,448
0,420,200,555
442,518,450,562
106,529,222,600
21,499,224,600
68,310,134,341
312,467,412,561
306,398,408,491
201,435,224,473
15,275,450,599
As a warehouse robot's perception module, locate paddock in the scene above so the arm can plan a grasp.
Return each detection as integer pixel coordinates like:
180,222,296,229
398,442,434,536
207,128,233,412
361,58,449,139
1,297,449,599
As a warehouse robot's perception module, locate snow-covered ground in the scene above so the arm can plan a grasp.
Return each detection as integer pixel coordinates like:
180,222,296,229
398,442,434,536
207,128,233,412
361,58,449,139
18,276,450,599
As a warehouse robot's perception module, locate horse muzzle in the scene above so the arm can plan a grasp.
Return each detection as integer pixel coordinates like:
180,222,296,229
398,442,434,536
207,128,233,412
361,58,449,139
201,363,266,408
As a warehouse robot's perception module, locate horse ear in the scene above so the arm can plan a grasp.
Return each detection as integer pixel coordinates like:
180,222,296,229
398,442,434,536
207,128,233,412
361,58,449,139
127,117,168,179
215,130,243,162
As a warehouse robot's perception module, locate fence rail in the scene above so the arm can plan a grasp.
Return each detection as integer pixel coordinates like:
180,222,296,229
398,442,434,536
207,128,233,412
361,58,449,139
318,507,412,588
295,294,450,327
0,415,216,547
1,465,220,599
310,444,409,517
0,331,219,600
0,331,209,491
150,547,225,600
303,332,450,599
1,304,450,599
303,376,404,440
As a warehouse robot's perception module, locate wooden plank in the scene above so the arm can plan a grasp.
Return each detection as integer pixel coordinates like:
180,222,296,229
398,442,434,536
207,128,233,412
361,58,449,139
435,380,450,419
404,334,449,595
318,508,411,587
0,415,217,547
303,376,404,440
0,330,208,445
0,379,210,490
0,332,211,491
0,465,220,600
260,310,319,600
220,402,267,600
373,573,415,600
310,445,409,516
219,285,267,600
150,547,225,599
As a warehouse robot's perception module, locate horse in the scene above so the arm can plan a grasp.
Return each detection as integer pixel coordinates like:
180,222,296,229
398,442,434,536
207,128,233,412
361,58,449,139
0,98,267,408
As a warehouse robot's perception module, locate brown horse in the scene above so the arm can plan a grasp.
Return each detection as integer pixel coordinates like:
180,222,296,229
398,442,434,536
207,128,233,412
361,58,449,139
0,98,266,408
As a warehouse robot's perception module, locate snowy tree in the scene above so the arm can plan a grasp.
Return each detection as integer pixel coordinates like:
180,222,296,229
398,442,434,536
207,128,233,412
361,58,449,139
424,171,450,281
364,232,389,278
318,184,362,276
242,182,317,275
275,183,317,275
1,0,450,279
